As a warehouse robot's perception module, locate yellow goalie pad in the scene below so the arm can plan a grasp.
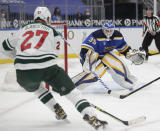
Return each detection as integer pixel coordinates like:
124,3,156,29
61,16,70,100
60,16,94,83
72,51,137,90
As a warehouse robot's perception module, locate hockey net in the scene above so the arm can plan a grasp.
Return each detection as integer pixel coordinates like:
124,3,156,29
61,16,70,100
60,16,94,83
0,22,68,91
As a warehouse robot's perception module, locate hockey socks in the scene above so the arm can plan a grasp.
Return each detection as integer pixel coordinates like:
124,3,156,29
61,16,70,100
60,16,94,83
75,99,90,113
34,82,67,120
34,83,56,110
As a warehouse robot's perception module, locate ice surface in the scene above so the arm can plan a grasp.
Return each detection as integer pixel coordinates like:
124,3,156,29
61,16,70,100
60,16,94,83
0,55,160,131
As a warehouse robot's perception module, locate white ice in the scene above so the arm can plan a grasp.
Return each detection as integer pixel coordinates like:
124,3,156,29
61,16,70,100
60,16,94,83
0,55,160,131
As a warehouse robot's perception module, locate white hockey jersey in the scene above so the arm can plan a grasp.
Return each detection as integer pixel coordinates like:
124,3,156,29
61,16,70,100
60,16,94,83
1,23,60,70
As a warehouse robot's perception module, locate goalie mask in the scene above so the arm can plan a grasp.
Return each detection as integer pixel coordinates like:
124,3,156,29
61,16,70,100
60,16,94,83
102,21,115,39
34,7,51,24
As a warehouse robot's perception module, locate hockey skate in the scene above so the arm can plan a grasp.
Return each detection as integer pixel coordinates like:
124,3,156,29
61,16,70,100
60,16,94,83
54,103,67,120
83,114,108,130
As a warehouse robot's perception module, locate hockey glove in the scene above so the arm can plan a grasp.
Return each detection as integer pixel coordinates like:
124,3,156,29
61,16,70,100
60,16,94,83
126,49,146,65
82,50,99,73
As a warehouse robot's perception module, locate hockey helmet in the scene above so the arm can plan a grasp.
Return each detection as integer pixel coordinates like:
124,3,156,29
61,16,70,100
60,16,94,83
34,7,51,24
102,21,115,38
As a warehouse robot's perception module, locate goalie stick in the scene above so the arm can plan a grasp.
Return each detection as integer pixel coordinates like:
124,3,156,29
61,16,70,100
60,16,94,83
91,72,121,98
119,77,160,99
91,104,146,126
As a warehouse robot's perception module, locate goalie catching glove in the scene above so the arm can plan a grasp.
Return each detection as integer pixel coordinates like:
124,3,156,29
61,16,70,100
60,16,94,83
126,49,146,65
82,50,99,73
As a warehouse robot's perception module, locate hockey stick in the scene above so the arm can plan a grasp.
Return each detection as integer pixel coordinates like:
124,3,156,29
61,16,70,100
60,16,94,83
91,72,122,98
56,30,119,97
91,104,146,126
119,77,160,99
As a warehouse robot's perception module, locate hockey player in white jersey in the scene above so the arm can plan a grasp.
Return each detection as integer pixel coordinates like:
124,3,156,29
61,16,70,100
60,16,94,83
0,7,107,130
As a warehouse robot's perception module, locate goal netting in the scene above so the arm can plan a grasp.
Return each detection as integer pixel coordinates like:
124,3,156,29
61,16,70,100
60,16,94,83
0,22,68,91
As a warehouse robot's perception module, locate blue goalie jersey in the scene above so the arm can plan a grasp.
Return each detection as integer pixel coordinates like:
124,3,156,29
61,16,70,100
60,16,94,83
81,29,129,57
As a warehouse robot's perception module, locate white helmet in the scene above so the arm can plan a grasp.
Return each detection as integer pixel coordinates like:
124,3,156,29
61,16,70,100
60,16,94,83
34,7,51,23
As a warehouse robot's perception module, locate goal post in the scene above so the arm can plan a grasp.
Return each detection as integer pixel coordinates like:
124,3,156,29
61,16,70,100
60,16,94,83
46,22,68,90
51,22,68,73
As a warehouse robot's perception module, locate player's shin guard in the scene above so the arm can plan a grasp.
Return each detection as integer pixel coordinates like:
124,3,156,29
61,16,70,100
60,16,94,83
65,89,95,116
34,82,67,120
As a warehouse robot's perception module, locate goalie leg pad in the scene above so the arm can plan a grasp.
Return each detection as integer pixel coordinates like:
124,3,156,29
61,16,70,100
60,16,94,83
102,52,137,89
72,60,107,89
108,69,137,89
72,72,97,90
82,50,99,73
